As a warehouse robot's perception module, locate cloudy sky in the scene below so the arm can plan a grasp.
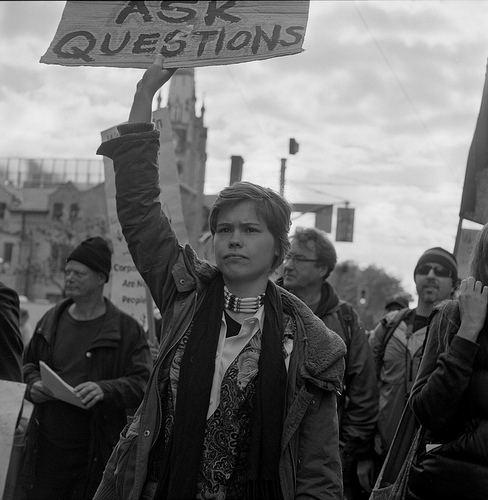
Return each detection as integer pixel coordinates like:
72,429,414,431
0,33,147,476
2,1,488,296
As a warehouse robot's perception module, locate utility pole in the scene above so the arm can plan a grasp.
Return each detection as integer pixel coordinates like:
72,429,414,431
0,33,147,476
280,158,287,196
280,138,299,196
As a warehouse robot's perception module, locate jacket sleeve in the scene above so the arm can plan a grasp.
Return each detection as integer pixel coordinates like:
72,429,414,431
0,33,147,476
369,313,392,376
96,317,152,409
296,387,343,499
0,282,23,382
340,309,379,459
22,314,49,401
409,304,479,433
97,125,181,316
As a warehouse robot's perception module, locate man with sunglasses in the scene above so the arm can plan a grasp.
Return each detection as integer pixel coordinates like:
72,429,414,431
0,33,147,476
278,227,378,500
369,247,458,471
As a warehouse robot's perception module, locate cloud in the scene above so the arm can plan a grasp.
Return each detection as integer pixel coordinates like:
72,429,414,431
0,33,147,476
1,1,487,295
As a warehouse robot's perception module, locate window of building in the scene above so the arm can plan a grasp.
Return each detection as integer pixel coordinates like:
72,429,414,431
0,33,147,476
50,242,72,273
174,129,187,154
69,203,80,222
0,203,6,219
4,242,13,264
177,161,184,178
52,202,63,221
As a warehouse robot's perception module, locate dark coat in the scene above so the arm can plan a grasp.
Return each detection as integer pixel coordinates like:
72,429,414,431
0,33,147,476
276,279,379,461
93,125,346,500
408,300,488,499
20,297,152,499
314,282,378,460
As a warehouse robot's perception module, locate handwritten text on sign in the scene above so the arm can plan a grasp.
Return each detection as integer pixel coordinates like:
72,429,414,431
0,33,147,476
40,1,310,69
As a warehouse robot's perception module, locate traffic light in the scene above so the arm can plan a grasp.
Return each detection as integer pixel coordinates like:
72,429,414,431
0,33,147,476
358,288,368,306
336,207,355,242
289,138,299,155
315,205,333,233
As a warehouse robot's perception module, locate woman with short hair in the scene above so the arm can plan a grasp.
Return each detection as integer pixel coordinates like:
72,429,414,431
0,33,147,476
94,55,346,500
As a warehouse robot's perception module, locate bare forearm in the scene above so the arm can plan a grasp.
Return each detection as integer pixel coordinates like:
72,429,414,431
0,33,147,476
128,54,177,123
128,87,155,123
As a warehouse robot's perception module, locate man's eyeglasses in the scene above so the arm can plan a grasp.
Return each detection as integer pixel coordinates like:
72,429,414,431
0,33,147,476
284,254,320,265
416,264,452,278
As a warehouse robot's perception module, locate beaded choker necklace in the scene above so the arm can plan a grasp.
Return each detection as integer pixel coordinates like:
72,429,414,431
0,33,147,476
224,286,265,314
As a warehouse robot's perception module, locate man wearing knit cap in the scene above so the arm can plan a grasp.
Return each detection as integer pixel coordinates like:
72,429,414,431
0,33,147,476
21,236,152,500
370,246,458,471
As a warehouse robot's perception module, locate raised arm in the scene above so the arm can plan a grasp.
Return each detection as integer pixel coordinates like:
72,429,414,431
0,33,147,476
96,55,181,319
456,277,488,343
128,53,177,123
409,278,488,431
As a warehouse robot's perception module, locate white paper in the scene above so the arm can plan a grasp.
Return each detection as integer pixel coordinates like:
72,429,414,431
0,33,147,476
39,361,86,409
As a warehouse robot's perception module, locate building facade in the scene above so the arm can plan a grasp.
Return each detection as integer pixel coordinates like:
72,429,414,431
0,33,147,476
0,69,208,302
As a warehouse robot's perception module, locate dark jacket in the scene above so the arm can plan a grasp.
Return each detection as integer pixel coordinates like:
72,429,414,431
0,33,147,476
21,297,152,500
276,279,378,462
314,282,378,461
93,125,347,500
407,300,488,499
0,282,23,382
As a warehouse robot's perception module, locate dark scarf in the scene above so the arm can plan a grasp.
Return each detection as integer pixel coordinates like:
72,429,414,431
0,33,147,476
156,275,286,500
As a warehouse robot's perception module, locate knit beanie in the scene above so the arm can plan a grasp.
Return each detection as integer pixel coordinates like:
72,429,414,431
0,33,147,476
67,237,112,282
414,247,458,281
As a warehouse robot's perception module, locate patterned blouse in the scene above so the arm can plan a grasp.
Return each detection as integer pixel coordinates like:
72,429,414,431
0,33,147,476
159,307,294,499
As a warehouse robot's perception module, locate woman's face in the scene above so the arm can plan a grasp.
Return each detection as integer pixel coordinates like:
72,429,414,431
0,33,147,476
213,201,277,294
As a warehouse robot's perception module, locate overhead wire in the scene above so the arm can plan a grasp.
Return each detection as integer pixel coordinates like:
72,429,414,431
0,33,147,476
214,4,452,203
352,1,452,170
223,65,279,161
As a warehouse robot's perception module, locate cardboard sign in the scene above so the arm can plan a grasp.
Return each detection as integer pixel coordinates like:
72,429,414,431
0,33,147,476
40,1,310,69
101,107,188,330
455,228,480,280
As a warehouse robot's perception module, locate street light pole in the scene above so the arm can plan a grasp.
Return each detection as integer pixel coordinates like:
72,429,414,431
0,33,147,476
280,158,287,196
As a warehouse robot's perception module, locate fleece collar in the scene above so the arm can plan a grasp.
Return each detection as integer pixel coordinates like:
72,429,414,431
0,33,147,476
279,286,346,391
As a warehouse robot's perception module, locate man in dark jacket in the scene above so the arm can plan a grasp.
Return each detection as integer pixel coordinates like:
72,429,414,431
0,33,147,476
21,237,152,500
280,227,378,500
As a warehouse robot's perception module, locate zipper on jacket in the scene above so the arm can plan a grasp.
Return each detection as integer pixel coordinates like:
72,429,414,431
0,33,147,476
148,290,199,450
132,291,199,498
289,441,297,492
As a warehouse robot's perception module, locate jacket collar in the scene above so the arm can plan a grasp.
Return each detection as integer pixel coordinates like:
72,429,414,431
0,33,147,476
173,259,346,391
274,277,340,317
277,284,346,392
35,297,122,345
314,281,340,317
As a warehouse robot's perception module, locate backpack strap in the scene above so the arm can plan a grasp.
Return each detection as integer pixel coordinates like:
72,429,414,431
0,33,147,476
337,301,354,352
383,307,410,347
376,307,411,379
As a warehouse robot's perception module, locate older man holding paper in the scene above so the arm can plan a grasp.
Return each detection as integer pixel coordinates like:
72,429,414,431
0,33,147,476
20,237,151,500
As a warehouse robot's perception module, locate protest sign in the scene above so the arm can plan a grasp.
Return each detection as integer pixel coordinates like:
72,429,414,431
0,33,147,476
101,107,187,331
40,1,310,69
455,228,480,280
